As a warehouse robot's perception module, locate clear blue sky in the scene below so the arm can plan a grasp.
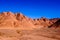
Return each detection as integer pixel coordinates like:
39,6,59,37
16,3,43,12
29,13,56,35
0,0,60,18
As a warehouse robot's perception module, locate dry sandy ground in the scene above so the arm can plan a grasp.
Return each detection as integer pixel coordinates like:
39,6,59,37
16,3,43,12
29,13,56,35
0,27,60,40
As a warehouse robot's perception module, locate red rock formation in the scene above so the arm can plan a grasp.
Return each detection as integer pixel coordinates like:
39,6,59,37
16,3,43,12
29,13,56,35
33,17,50,27
48,19,60,28
0,12,60,30
0,12,36,30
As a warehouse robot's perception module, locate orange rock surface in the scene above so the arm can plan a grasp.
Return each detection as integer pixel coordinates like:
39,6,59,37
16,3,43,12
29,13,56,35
0,12,60,40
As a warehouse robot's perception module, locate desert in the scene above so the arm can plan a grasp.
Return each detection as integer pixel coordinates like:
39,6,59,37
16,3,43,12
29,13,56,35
0,12,60,40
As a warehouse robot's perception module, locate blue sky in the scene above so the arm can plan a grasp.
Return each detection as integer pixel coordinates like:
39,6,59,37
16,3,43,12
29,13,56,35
0,0,60,18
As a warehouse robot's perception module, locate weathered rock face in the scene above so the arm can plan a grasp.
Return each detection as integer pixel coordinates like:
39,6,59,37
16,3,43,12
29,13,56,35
33,17,60,28
0,12,18,27
33,17,50,27
48,19,60,28
0,12,60,30
0,12,36,30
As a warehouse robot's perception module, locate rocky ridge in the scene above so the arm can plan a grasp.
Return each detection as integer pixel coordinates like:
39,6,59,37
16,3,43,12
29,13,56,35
0,12,60,30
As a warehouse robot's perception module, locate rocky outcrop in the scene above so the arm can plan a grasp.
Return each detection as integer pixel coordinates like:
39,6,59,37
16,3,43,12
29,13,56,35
0,12,36,30
48,19,60,28
0,12,60,30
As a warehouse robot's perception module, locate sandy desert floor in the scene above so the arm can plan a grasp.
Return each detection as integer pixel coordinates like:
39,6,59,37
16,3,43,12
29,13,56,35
0,27,60,40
